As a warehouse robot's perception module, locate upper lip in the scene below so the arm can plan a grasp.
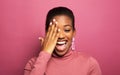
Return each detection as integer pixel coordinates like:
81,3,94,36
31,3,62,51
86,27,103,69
57,40,67,42
56,40,67,45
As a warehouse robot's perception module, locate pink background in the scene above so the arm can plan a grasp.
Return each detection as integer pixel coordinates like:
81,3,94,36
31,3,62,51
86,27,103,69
0,0,120,75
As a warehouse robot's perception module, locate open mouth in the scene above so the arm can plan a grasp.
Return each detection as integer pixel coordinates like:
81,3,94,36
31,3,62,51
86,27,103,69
57,41,66,45
55,41,67,51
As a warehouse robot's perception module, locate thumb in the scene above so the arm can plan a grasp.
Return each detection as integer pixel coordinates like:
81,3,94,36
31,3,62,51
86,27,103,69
38,37,44,46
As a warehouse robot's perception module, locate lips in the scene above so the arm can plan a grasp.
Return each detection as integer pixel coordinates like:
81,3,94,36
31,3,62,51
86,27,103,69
55,40,67,51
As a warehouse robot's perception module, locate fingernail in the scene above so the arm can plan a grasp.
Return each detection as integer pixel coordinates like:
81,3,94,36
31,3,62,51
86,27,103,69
55,21,58,24
50,22,52,26
38,37,41,40
53,19,56,22
58,29,60,32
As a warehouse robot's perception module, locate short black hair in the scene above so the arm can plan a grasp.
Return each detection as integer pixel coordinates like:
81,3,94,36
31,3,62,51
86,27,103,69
45,6,75,32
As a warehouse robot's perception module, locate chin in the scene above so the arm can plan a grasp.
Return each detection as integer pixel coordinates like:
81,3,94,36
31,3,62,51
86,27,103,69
53,49,69,57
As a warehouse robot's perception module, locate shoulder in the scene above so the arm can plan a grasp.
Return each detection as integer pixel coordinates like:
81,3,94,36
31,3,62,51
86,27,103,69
72,50,91,60
73,50,101,74
72,50,99,65
72,50,101,74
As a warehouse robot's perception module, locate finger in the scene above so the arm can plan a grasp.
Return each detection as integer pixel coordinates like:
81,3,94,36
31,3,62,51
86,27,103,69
45,19,57,42
48,21,56,40
51,26,58,40
44,21,55,46
51,19,59,39
51,19,58,36
46,22,52,38
53,19,56,25
57,28,61,33
52,19,58,26
54,30,60,42
51,19,59,40
38,37,44,46
53,28,60,43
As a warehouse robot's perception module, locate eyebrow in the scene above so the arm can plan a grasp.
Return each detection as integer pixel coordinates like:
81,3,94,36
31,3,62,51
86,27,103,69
64,25,72,27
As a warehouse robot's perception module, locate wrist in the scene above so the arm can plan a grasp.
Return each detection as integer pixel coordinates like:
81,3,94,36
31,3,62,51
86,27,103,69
42,49,53,54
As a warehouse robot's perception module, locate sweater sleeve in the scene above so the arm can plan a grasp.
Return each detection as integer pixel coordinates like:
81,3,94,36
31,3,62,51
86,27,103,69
24,51,51,75
88,57,102,75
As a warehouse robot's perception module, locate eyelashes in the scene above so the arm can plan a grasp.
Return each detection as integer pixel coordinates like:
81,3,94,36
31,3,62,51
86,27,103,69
64,29,71,32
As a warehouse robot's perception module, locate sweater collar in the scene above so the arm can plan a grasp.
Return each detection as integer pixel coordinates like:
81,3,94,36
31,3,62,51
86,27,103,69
52,48,73,60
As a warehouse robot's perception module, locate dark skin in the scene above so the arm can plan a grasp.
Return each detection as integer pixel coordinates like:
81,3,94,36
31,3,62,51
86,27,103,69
39,15,75,56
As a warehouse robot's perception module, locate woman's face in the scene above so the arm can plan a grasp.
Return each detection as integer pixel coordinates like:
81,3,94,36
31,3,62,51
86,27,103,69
52,15,75,56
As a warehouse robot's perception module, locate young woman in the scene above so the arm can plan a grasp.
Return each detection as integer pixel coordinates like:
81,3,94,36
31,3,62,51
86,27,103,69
24,7,101,75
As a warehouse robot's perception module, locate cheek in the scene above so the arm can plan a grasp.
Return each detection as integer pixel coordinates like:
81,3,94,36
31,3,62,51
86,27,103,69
66,33,74,40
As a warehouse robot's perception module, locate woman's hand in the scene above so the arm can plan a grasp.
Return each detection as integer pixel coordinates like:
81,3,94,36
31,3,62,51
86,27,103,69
39,19,60,54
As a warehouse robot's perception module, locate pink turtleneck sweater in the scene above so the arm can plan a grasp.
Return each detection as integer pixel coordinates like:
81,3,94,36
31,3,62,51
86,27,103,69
24,50,101,75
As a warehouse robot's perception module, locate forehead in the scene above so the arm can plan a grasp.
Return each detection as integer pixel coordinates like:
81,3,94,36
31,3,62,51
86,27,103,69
53,15,72,27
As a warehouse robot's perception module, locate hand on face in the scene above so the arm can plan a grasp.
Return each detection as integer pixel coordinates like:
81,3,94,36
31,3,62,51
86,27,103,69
39,19,60,54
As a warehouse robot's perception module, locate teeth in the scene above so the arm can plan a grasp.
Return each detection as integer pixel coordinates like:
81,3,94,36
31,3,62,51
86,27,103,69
57,41,66,44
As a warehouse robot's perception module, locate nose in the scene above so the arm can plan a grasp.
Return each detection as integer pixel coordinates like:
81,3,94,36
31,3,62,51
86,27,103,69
58,30,65,39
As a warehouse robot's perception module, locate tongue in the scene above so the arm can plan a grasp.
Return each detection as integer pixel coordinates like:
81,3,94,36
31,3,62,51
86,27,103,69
56,44,66,51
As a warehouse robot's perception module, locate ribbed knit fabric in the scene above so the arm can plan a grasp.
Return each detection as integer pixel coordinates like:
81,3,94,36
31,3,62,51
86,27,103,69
24,50,101,75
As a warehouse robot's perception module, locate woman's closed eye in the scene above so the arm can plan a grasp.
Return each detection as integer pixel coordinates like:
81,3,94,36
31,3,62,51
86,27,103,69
64,29,71,32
